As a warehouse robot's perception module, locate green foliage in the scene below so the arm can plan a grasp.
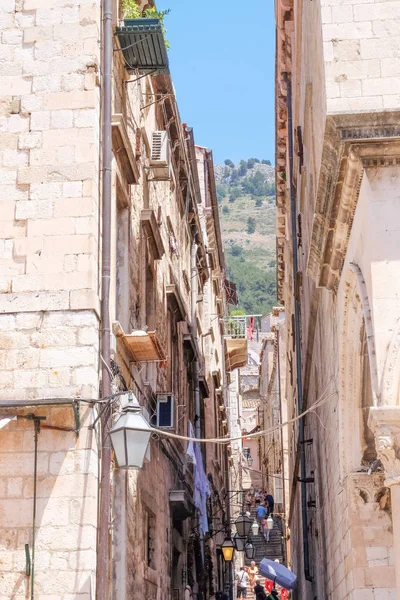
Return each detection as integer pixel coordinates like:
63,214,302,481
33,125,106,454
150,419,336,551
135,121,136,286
238,160,248,176
230,245,243,257
216,183,227,202
226,257,277,315
230,169,239,183
222,205,230,214
243,171,275,197
122,2,171,47
224,159,234,168
230,308,246,316
246,217,256,234
228,186,241,203
261,159,271,165
255,198,263,207
247,158,256,169
254,158,260,163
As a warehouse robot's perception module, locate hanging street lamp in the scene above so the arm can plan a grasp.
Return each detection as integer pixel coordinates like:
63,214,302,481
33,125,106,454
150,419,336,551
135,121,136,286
244,540,256,560
221,537,235,562
251,520,260,536
235,512,252,538
266,515,274,530
247,455,253,467
110,394,152,468
233,533,246,552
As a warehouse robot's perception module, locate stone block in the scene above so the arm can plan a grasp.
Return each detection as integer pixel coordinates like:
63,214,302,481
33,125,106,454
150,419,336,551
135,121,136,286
69,289,100,314
0,76,32,96
360,37,400,59
42,233,95,256
17,166,48,184
23,25,53,44
28,217,75,237
35,8,63,26
73,109,96,128
63,181,82,197
44,90,96,110
34,524,97,552
0,184,28,201
0,290,69,313
18,132,42,150
15,199,53,220
2,30,23,45
50,109,73,129
12,274,44,293
363,77,400,96
0,134,19,153
62,6,79,24
34,41,62,62
323,21,373,41
39,346,96,368
331,4,353,23
31,327,76,348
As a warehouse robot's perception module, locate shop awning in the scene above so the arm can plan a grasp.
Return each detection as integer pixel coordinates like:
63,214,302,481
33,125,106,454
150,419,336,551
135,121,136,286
225,338,248,371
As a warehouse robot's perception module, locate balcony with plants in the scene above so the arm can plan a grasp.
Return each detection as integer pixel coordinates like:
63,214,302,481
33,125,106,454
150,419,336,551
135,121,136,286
115,0,170,74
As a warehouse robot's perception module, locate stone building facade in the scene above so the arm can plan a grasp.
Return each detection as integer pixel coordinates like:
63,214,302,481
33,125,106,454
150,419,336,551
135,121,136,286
276,0,400,598
0,1,230,598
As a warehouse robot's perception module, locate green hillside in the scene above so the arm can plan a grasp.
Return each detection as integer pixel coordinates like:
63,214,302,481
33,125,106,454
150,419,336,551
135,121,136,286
216,159,277,315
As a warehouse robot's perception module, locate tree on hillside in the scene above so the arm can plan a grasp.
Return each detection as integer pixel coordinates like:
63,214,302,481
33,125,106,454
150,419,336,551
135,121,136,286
239,160,248,177
216,184,227,202
261,159,271,165
247,217,256,234
230,245,243,257
224,159,234,168
222,205,230,214
255,198,263,207
230,169,239,183
254,158,260,163
229,186,242,203
247,158,256,169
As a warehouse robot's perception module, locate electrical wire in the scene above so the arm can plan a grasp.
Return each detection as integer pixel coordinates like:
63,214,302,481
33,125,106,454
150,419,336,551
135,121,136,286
149,390,337,445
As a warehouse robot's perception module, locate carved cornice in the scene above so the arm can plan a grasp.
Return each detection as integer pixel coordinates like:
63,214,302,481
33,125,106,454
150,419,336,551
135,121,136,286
307,112,400,291
369,407,400,487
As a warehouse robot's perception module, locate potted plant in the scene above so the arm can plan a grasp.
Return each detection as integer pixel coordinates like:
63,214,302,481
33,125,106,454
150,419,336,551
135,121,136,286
121,0,170,48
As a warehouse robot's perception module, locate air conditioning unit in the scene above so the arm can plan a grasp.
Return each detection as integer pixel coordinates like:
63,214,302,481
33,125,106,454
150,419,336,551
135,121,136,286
156,393,174,428
150,131,170,180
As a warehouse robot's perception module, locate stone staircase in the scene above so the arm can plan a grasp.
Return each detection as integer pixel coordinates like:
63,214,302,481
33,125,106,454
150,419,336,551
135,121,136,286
243,506,285,598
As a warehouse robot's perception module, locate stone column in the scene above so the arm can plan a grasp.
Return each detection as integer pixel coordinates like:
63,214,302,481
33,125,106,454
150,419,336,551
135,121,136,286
369,407,400,595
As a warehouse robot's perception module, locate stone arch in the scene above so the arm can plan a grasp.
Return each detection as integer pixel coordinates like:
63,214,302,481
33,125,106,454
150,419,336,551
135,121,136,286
339,265,378,475
380,318,400,406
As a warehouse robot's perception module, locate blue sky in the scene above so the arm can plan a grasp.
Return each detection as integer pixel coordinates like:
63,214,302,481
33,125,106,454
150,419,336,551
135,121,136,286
157,0,275,166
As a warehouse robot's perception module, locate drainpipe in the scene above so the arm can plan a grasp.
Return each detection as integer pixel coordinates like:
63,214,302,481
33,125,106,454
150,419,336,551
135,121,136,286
276,327,288,563
191,240,201,439
284,72,312,581
96,0,113,597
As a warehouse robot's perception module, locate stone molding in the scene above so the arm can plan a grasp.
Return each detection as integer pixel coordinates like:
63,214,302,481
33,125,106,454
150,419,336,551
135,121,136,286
307,111,400,291
369,407,400,487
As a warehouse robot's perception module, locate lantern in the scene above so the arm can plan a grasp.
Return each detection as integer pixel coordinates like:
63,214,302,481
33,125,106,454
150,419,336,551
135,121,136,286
251,520,259,536
221,537,235,562
233,533,246,552
244,540,256,560
235,512,252,538
247,455,253,467
266,515,274,530
110,395,152,468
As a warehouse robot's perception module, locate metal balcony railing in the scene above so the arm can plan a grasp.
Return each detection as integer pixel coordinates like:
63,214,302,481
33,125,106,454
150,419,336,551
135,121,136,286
224,315,263,339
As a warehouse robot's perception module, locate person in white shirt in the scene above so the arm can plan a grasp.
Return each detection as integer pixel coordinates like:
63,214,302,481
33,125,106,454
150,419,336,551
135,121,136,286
236,567,249,598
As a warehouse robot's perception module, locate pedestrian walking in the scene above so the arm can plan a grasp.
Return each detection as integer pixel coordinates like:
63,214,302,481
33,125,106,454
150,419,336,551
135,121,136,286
248,561,259,589
254,580,267,600
262,517,270,543
236,566,249,598
265,493,274,517
256,502,267,528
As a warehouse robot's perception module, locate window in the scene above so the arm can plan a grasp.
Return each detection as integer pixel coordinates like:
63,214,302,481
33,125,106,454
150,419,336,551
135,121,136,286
144,509,156,569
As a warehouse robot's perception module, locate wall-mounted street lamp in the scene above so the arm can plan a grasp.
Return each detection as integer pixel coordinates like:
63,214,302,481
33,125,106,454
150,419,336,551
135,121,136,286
266,515,274,530
235,512,252,538
251,520,259,536
244,540,256,560
221,537,235,562
110,394,152,468
233,533,246,552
